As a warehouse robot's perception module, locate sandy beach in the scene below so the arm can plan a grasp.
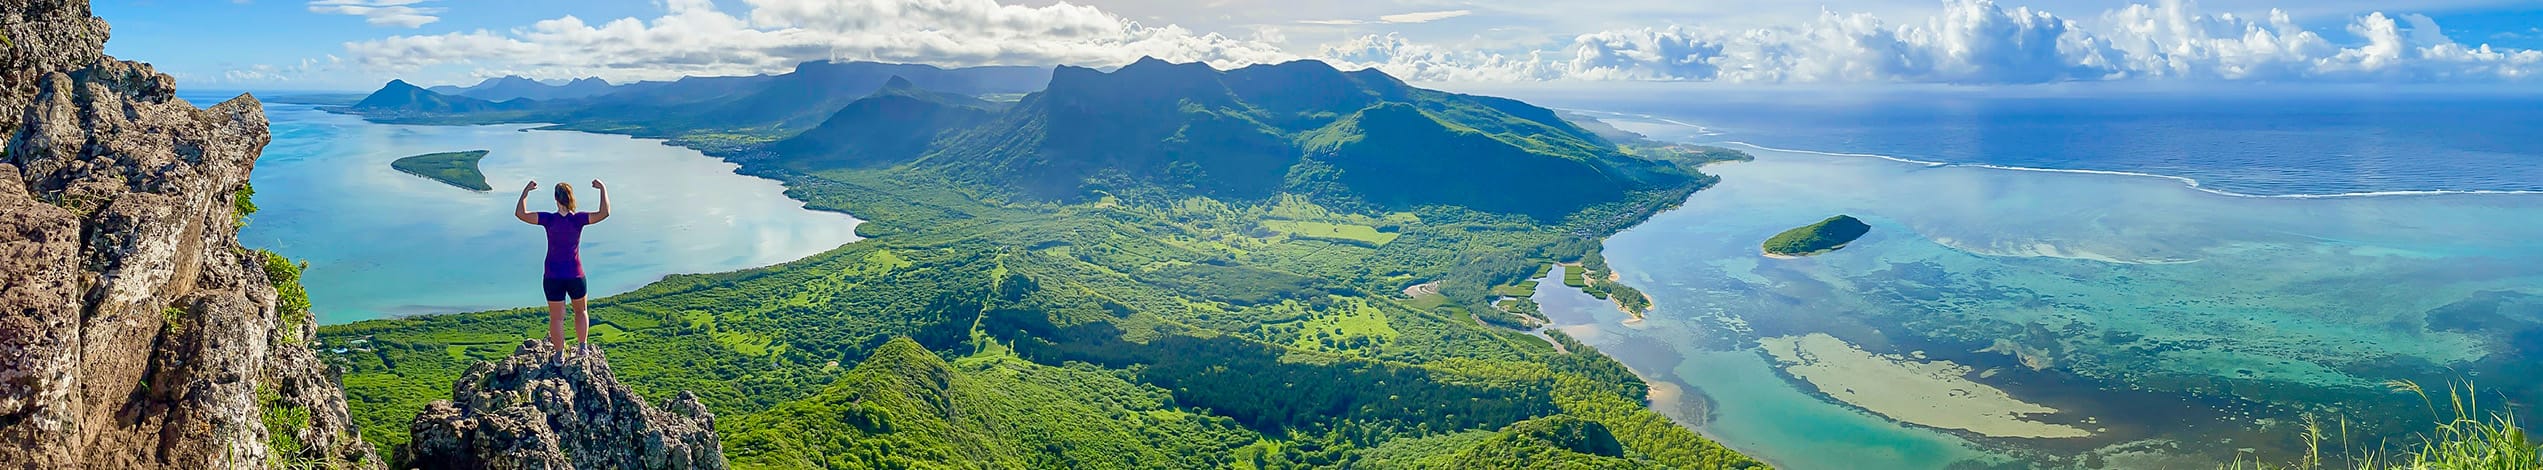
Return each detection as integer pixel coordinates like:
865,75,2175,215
1759,333,2094,439
1645,380,1689,421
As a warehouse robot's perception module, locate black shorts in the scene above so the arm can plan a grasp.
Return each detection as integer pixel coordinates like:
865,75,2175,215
542,277,589,302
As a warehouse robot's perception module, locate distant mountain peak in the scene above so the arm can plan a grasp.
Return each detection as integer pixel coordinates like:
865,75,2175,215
1117,56,1213,75
353,79,522,113
1260,59,1342,74
880,75,916,91
419,74,625,102
788,59,944,75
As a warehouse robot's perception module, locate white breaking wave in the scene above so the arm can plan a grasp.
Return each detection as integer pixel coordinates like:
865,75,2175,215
1583,111,2543,200
1721,140,2543,200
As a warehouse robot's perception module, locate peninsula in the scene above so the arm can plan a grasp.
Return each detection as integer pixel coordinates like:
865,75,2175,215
390,150,493,191
1764,214,1871,257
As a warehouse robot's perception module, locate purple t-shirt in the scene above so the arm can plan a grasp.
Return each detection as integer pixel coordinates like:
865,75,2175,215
537,212,591,279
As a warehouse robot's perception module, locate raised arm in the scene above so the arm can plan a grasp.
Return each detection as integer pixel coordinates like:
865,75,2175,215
587,179,611,224
514,180,540,225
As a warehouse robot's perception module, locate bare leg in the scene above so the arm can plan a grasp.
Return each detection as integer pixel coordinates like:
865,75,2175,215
572,297,591,356
546,301,567,353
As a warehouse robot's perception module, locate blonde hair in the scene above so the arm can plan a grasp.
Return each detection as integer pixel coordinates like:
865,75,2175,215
553,183,577,213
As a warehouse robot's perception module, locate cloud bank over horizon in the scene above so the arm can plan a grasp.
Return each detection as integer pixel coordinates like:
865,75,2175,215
332,0,2539,86
344,0,1295,83
308,0,445,28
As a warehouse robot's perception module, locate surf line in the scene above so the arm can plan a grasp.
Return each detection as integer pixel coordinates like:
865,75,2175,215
1709,140,2543,200
1568,109,2543,200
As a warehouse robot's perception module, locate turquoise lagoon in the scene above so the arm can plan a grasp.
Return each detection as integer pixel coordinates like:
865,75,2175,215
1542,118,2543,468
233,98,864,323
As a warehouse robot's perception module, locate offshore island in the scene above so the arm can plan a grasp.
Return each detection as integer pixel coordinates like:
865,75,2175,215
390,150,494,191
1762,214,1871,257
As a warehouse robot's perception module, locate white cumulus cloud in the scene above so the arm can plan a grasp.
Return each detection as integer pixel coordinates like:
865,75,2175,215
1303,9,1473,26
1319,33,1561,82
1378,10,1472,24
342,0,1297,82
210,55,345,85
309,0,443,28
324,0,2542,86
1336,0,2543,83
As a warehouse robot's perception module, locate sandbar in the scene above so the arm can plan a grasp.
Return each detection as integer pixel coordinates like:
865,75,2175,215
1758,333,2093,439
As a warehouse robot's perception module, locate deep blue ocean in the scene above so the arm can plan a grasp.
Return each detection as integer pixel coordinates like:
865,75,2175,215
1500,87,2543,196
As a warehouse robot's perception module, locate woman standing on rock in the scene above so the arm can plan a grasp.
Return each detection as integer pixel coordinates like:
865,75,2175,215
514,179,610,359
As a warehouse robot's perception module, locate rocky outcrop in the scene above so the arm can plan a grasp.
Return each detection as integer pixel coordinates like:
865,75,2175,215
1,1,381,468
405,341,725,470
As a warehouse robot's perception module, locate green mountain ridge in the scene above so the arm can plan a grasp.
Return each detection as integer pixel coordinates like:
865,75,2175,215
343,61,1050,139
908,58,1684,220
427,75,617,101
764,76,999,171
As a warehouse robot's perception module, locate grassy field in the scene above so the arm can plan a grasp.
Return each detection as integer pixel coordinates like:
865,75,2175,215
1405,292,1450,310
1282,298,1402,355
388,150,492,191
1262,219,1400,246
1491,280,1540,298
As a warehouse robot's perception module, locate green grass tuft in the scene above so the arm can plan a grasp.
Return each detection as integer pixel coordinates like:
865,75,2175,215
232,183,257,228
161,306,187,335
259,250,312,345
2230,379,2539,470
259,383,330,470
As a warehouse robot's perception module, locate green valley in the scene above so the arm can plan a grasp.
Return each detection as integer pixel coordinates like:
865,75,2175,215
321,58,1763,469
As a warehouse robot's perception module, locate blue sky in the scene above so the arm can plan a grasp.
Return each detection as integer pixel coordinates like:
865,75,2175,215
94,0,2543,91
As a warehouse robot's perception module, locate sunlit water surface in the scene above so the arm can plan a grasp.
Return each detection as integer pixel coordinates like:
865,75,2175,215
219,94,863,323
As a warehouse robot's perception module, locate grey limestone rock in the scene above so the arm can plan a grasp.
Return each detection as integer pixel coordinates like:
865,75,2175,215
403,341,725,470
0,1,381,468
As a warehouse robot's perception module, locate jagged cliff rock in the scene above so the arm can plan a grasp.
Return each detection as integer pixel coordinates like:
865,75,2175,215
405,341,725,470
1,1,382,468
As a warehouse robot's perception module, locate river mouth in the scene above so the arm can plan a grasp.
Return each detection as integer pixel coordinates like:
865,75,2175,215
1541,116,2543,468
230,95,865,323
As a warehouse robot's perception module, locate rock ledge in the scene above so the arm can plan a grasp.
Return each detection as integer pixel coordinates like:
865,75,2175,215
404,341,725,470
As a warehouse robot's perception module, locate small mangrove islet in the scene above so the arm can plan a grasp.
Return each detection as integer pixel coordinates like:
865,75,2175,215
1763,214,1871,257
390,150,493,191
